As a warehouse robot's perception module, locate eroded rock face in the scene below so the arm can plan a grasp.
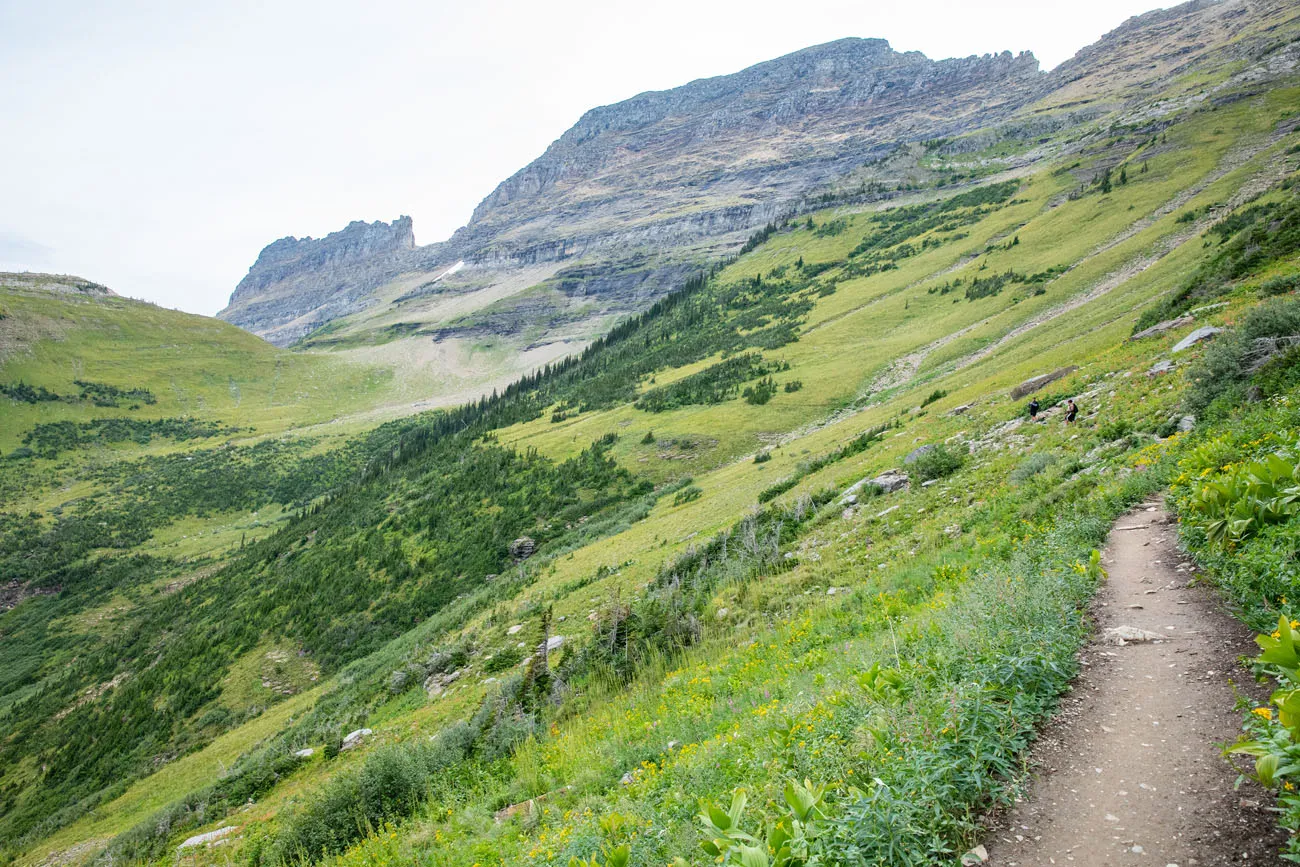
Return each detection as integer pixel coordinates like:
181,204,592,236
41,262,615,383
509,537,537,560
456,40,1041,255
218,1,1294,351
219,217,418,346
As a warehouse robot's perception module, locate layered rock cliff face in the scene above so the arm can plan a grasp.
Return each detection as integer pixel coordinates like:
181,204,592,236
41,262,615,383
221,217,419,346
450,40,1041,255
219,0,1298,349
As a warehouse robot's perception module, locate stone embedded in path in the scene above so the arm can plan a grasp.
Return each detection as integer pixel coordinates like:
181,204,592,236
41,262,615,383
1102,625,1167,645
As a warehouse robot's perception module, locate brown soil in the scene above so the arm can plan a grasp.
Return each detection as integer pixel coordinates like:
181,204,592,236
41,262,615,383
982,500,1288,866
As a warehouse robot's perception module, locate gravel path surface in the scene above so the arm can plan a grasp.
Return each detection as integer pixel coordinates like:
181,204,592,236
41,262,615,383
982,500,1287,866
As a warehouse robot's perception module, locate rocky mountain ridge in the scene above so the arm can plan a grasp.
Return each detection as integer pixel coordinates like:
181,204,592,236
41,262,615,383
218,0,1299,350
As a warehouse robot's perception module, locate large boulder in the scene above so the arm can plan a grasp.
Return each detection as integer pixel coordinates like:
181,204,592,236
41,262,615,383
1010,366,1079,399
509,537,537,560
341,727,373,750
1170,326,1223,354
178,827,237,851
1129,314,1193,341
1146,359,1174,377
840,469,910,506
424,668,463,698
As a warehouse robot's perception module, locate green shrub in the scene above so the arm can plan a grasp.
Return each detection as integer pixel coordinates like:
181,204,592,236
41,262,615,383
1261,274,1300,296
1185,297,1300,415
920,388,948,408
910,445,965,482
758,477,799,504
1097,419,1133,441
753,451,771,464
673,485,703,506
484,646,526,674
1010,453,1056,483
743,376,778,406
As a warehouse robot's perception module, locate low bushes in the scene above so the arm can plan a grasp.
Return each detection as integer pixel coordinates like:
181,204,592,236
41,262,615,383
1184,297,1300,416
1170,383,1300,859
910,444,965,482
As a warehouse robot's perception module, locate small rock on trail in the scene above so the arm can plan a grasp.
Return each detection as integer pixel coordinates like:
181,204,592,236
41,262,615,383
981,501,1286,866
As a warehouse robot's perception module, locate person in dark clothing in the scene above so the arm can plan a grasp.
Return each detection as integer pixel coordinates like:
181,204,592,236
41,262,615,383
1065,399,1079,423
1028,398,1040,420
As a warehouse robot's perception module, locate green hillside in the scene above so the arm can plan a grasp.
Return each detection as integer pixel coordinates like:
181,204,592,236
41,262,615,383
6,33,1300,867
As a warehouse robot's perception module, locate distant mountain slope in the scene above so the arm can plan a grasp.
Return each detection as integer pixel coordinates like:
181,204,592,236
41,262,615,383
0,272,397,454
218,0,1298,364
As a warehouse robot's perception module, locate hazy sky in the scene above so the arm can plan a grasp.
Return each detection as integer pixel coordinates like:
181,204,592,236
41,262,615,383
0,0,1168,315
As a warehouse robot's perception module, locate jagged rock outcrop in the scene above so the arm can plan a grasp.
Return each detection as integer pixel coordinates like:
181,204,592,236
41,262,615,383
219,217,420,346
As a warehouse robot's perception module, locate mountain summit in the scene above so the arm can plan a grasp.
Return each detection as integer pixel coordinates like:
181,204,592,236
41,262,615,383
218,39,1044,348
217,0,1294,380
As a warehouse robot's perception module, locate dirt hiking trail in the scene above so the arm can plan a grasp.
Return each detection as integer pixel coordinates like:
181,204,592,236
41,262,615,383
983,500,1287,866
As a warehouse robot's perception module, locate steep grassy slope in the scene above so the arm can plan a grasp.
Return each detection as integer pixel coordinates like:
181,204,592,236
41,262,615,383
5,57,1300,867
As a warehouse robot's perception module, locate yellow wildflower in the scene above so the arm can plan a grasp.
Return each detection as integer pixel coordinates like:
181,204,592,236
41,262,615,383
1253,707,1274,721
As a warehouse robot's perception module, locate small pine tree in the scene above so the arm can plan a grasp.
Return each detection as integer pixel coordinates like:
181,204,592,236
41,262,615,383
1119,166,1128,185
641,430,655,444
1100,168,1112,195
1141,161,1149,174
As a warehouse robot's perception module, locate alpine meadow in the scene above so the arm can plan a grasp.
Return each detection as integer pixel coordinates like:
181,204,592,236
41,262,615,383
7,2,1300,865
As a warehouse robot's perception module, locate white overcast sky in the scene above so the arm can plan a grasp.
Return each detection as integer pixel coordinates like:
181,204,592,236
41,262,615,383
0,0,1168,316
